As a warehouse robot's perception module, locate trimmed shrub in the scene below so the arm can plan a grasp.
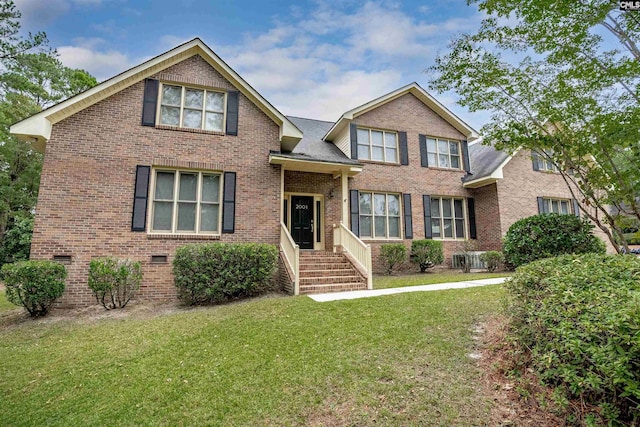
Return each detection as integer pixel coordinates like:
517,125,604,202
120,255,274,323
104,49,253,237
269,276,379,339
380,243,407,275
1,260,67,317
88,257,142,309
506,254,640,425
503,213,606,268
410,240,444,272
479,251,504,272
173,243,278,305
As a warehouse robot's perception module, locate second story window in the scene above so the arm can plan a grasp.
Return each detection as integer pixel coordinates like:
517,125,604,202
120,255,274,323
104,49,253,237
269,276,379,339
159,84,226,132
426,138,462,169
357,128,398,163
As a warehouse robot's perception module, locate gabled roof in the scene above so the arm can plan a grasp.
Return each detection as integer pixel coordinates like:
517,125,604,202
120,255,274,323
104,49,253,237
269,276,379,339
10,38,303,152
285,116,361,165
462,142,514,188
323,82,480,142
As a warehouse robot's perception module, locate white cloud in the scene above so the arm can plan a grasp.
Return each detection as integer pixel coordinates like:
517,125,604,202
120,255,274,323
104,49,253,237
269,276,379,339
58,39,132,81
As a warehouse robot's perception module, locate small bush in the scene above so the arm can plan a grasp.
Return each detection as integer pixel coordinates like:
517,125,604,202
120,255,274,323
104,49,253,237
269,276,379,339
380,243,407,275
629,231,640,245
88,257,142,309
410,240,444,272
173,243,278,305
1,260,67,317
503,213,606,268
479,251,504,272
506,254,640,425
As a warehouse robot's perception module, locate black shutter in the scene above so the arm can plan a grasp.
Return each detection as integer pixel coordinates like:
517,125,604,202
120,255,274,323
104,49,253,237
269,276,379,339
461,140,471,173
423,195,432,239
419,134,428,167
467,197,477,239
349,189,360,236
532,151,541,171
350,123,358,160
403,194,413,239
572,198,581,217
226,91,239,136
222,172,236,233
141,79,159,127
399,131,409,165
131,165,150,231
283,199,288,226
537,197,545,214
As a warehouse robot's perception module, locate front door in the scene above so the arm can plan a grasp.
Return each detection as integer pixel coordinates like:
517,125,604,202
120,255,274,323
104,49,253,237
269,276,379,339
291,196,314,249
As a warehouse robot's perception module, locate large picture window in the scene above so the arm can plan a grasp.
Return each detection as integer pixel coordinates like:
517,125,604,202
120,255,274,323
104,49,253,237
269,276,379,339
357,128,398,163
359,192,401,239
151,170,222,234
159,84,226,132
426,138,462,169
431,197,466,239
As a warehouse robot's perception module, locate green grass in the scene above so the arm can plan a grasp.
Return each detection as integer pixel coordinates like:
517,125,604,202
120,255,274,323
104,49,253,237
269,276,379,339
0,285,504,426
374,271,511,289
0,290,17,312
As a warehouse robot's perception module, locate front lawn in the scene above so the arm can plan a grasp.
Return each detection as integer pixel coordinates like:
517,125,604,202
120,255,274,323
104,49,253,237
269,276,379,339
0,290,16,312
1,285,503,426
374,271,511,289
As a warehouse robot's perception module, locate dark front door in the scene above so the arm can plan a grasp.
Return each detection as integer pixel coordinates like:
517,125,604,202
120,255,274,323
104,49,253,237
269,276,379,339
291,196,314,249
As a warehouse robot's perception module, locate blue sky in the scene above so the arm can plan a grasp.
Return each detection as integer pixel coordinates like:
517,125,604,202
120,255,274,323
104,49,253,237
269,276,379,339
14,0,489,128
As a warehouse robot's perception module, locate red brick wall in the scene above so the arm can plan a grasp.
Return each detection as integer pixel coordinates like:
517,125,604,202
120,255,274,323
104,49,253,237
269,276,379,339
31,54,283,307
471,183,503,251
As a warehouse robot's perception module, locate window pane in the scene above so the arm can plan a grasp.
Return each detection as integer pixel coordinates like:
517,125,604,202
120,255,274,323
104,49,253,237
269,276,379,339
426,139,437,153
200,204,219,232
162,85,181,106
359,193,372,215
454,199,464,218
152,201,173,231
160,106,180,126
179,173,197,201
427,153,437,166
439,154,450,168
385,132,397,149
201,175,220,203
388,217,400,238
432,221,441,238
374,194,386,215
387,194,400,216
206,92,224,112
560,201,569,214
455,219,465,238
183,109,202,128
357,144,370,160
430,198,440,218
443,219,453,238
438,140,448,155
374,215,386,238
372,146,384,161
184,89,203,108
155,172,175,200
360,216,372,237
449,141,459,155
371,131,383,146
177,203,196,231
552,200,559,213
357,129,369,145
542,199,550,213
442,198,452,218
205,112,223,131
451,155,460,169
546,160,554,170
385,147,397,162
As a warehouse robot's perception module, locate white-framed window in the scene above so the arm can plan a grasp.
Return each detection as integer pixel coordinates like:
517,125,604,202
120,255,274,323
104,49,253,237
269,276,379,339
359,192,401,239
357,128,398,163
431,197,466,239
158,84,226,132
150,169,222,234
533,150,559,172
541,197,571,214
426,137,462,169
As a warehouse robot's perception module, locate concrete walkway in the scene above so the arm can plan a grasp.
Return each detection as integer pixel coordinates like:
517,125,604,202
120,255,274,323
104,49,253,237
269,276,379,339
308,277,508,302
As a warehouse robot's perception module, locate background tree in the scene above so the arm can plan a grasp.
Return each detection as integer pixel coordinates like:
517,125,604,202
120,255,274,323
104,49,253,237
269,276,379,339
428,0,640,252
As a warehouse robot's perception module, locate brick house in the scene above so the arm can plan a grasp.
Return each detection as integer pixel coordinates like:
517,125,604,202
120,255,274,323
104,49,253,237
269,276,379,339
10,38,602,307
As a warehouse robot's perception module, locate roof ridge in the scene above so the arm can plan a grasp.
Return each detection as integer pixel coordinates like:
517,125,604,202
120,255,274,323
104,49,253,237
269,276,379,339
286,115,336,124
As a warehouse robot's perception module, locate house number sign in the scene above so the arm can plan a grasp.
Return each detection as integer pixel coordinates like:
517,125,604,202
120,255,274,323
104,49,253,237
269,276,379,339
296,204,309,210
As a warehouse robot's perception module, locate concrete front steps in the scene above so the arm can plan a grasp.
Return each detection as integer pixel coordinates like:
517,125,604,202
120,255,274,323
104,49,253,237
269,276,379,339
298,251,368,294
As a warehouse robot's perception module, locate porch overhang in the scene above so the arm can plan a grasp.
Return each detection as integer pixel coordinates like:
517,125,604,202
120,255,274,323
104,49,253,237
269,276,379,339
269,153,363,176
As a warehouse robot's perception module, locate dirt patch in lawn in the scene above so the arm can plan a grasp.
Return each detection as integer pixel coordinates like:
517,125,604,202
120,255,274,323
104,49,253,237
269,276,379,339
476,316,566,426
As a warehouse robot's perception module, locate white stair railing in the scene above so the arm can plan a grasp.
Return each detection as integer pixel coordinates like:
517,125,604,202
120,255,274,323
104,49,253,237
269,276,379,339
333,222,373,289
280,222,300,295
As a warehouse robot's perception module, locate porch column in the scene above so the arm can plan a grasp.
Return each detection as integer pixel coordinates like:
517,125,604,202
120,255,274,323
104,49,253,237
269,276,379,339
341,170,349,224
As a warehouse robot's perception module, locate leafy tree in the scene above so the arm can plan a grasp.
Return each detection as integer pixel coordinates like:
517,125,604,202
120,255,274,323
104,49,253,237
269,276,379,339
428,0,640,252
